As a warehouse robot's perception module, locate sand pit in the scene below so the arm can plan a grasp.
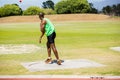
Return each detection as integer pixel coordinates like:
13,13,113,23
21,59,105,72
110,47,120,52
0,44,41,54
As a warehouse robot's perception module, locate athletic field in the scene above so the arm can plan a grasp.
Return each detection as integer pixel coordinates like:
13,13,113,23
0,14,120,76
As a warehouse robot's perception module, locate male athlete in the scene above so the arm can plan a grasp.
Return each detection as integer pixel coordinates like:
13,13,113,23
39,13,61,65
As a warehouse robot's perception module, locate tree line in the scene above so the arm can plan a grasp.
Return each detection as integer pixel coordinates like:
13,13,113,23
0,4,56,17
0,0,120,17
102,4,120,16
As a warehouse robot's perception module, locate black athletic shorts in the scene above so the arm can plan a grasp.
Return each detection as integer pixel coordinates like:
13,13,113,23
47,32,56,44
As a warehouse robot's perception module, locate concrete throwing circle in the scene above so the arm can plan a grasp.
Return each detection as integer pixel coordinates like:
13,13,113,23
0,44,41,54
21,59,105,72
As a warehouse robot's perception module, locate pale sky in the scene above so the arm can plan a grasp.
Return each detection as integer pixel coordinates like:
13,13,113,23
88,0,105,2
0,0,120,11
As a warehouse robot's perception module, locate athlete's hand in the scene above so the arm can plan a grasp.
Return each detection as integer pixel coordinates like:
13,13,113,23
39,38,42,44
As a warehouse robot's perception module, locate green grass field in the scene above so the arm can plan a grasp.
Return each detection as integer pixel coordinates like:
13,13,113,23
0,20,120,75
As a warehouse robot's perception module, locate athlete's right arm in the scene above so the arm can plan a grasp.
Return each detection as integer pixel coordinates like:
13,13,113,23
40,20,45,32
39,20,46,43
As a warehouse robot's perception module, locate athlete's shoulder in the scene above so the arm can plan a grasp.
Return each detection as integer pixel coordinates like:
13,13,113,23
43,18,48,22
44,18,48,20
41,18,46,24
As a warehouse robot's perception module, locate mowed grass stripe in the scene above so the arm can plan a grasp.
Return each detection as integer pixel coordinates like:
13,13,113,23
0,21,120,75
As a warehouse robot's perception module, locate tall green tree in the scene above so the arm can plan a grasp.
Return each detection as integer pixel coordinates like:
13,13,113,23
89,3,98,13
102,5,112,15
42,2,47,9
42,0,54,10
55,0,90,14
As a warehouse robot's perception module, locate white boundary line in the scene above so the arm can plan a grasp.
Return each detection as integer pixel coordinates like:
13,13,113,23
0,75,120,78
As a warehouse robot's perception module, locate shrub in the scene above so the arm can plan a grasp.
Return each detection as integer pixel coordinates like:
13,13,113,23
43,9,56,15
23,6,43,15
0,4,22,17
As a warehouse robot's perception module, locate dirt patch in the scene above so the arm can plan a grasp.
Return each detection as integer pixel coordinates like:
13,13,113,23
0,44,41,54
0,16,39,23
0,14,118,23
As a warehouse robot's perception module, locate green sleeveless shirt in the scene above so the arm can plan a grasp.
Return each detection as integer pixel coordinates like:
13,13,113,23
44,18,55,36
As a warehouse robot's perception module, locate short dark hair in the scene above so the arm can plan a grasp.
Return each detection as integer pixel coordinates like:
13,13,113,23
39,12,44,18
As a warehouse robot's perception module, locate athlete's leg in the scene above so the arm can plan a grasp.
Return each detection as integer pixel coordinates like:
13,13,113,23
50,43,61,65
50,43,59,60
47,32,61,65
45,41,52,63
46,41,51,58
